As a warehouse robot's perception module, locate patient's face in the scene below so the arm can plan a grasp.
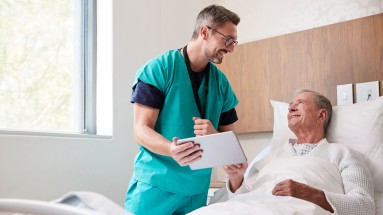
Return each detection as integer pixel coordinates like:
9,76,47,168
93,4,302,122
287,92,321,132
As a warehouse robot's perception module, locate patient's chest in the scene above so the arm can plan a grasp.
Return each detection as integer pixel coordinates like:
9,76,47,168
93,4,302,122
246,156,344,194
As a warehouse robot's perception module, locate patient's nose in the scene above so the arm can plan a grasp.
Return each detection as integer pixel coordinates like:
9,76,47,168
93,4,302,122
288,105,297,112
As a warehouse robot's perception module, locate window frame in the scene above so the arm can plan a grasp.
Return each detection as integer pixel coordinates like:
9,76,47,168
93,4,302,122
0,0,101,137
83,0,97,134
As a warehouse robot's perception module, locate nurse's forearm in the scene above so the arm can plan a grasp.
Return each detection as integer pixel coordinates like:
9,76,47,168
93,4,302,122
134,124,172,156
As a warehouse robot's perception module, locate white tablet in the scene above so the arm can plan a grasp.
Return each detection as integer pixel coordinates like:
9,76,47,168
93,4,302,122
176,131,247,170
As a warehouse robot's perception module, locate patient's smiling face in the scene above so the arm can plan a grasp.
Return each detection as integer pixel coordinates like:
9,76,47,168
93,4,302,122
287,92,321,132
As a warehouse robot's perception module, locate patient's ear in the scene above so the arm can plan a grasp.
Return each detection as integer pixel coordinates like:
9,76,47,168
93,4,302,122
317,109,327,123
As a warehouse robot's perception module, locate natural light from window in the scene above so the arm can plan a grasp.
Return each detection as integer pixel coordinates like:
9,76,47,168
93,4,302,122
0,0,112,136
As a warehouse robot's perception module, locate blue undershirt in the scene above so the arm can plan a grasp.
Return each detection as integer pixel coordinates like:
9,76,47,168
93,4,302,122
132,80,238,126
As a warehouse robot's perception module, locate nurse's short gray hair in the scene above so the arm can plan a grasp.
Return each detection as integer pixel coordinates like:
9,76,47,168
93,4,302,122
192,5,240,40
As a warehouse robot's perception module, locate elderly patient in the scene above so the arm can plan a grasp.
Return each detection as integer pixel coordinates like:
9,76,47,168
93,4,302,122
190,89,375,215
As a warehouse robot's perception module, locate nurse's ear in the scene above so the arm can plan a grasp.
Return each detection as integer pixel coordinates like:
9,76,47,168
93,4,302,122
200,26,210,40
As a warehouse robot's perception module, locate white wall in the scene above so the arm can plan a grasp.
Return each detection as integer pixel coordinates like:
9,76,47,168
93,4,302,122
0,0,381,207
216,0,383,44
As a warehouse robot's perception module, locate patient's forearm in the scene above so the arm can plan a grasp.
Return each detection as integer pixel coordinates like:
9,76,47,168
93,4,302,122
228,177,244,193
305,190,334,213
290,185,334,213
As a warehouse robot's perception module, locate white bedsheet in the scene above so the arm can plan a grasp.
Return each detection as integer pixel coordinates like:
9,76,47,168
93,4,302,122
0,191,132,215
189,156,343,215
189,193,331,215
376,192,383,215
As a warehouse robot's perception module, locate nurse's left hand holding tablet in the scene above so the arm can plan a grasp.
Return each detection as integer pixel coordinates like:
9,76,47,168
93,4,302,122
170,137,202,166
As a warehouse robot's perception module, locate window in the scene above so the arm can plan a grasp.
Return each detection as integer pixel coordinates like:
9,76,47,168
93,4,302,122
0,0,108,135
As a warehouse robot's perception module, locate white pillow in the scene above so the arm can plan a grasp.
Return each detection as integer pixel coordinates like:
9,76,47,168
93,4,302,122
327,97,383,192
270,97,383,192
270,100,296,150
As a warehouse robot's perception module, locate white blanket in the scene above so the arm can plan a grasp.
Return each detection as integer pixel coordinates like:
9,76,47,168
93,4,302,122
189,156,344,215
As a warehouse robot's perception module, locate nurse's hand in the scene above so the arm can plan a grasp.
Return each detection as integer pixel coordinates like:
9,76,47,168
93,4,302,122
223,163,248,192
193,117,217,136
170,137,203,166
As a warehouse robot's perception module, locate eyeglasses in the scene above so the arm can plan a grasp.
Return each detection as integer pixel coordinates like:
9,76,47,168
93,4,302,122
207,26,238,47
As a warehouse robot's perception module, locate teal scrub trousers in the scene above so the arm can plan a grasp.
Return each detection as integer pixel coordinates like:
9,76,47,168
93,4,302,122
125,179,207,215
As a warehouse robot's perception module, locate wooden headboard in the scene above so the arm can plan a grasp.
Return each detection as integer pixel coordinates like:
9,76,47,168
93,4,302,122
218,13,383,133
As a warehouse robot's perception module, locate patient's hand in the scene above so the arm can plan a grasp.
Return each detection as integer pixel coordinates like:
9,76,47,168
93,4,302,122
224,163,248,192
170,137,203,166
272,179,334,213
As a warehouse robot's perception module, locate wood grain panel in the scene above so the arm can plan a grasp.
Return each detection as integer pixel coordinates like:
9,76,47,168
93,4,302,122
218,14,383,133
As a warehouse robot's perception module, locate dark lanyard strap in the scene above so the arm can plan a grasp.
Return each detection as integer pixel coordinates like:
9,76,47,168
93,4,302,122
183,45,209,118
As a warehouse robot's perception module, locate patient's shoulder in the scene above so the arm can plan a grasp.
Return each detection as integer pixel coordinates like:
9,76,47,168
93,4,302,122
326,141,361,157
319,141,369,170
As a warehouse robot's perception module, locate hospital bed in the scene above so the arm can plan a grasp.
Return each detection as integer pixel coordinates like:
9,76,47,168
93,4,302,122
205,96,383,215
1,97,382,215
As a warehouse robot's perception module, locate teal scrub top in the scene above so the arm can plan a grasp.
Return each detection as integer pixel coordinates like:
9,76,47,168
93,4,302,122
131,50,238,196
